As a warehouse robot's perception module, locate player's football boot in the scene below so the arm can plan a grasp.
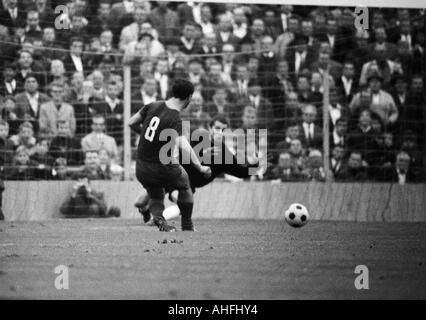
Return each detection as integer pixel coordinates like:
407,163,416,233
153,216,176,232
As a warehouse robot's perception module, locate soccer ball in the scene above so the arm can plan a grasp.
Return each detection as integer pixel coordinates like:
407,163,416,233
285,203,309,228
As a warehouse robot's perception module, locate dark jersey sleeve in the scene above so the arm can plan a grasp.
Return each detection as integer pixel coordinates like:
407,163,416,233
199,141,255,179
218,145,254,179
138,103,150,121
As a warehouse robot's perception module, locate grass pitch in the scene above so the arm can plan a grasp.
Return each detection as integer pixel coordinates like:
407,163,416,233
1,218,426,299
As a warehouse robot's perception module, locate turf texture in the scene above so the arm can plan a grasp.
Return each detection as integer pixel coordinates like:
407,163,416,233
1,219,426,299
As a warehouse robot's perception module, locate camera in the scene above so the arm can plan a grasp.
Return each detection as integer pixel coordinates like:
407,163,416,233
76,184,89,197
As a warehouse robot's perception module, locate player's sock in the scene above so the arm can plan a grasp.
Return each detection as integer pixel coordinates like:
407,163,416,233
177,201,194,231
138,207,152,223
163,205,180,221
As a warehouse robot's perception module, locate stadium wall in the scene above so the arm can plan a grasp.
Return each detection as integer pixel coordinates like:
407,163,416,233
2,181,426,222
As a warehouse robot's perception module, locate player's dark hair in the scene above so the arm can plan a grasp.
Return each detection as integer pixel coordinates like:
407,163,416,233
210,114,230,128
172,79,194,100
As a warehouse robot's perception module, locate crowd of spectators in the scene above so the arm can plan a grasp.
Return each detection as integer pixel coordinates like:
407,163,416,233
0,0,424,184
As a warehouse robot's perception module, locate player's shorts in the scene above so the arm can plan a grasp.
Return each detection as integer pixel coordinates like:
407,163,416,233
136,159,191,194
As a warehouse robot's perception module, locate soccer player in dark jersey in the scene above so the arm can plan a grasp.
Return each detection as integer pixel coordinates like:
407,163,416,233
135,114,260,223
128,79,212,232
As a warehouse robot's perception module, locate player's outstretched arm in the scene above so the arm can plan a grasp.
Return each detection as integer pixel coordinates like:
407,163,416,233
176,135,211,178
221,145,260,179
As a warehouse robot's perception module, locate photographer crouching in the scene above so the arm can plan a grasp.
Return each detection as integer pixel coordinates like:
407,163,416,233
60,172,120,218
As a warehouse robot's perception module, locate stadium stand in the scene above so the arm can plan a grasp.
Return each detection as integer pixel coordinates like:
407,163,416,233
0,1,424,185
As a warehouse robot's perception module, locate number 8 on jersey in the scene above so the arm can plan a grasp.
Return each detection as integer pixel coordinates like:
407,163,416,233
144,116,160,142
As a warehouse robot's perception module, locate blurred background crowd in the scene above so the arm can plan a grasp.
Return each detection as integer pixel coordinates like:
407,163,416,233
0,0,424,184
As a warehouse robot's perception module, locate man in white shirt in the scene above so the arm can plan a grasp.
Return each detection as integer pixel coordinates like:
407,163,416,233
301,20,316,48
199,4,214,36
232,6,247,39
90,80,124,145
221,43,236,84
395,152,411,185
286,36,311,79
24,10,42,39
200,32,218,55
26,82,40,116
325,19,338,51
381,151,416,184
179,21,200,55
63,37,85,75
187,58,204,86
331,118,348,149
140,77,158,105
368,73,398,126
7,0,18,20
14,75,50,134
119,5,156,51
154,58,170,100
300,104,322,149
0,0,23,30
187,1,202,25
81,115,118,162
123,28,165,62
39,82,76,138
244,78,274,131
279,4,294,33
233,64,250,99
330,144,345,178
337,62,357,105
1,65,18,96
399,19,414,51
215,14,239,48
392,74,409,108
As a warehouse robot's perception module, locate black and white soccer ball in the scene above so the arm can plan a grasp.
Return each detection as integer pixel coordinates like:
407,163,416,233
285,203,309,228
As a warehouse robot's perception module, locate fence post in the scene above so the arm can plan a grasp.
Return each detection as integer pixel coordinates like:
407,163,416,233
123,65,132,181
322,69,332,182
